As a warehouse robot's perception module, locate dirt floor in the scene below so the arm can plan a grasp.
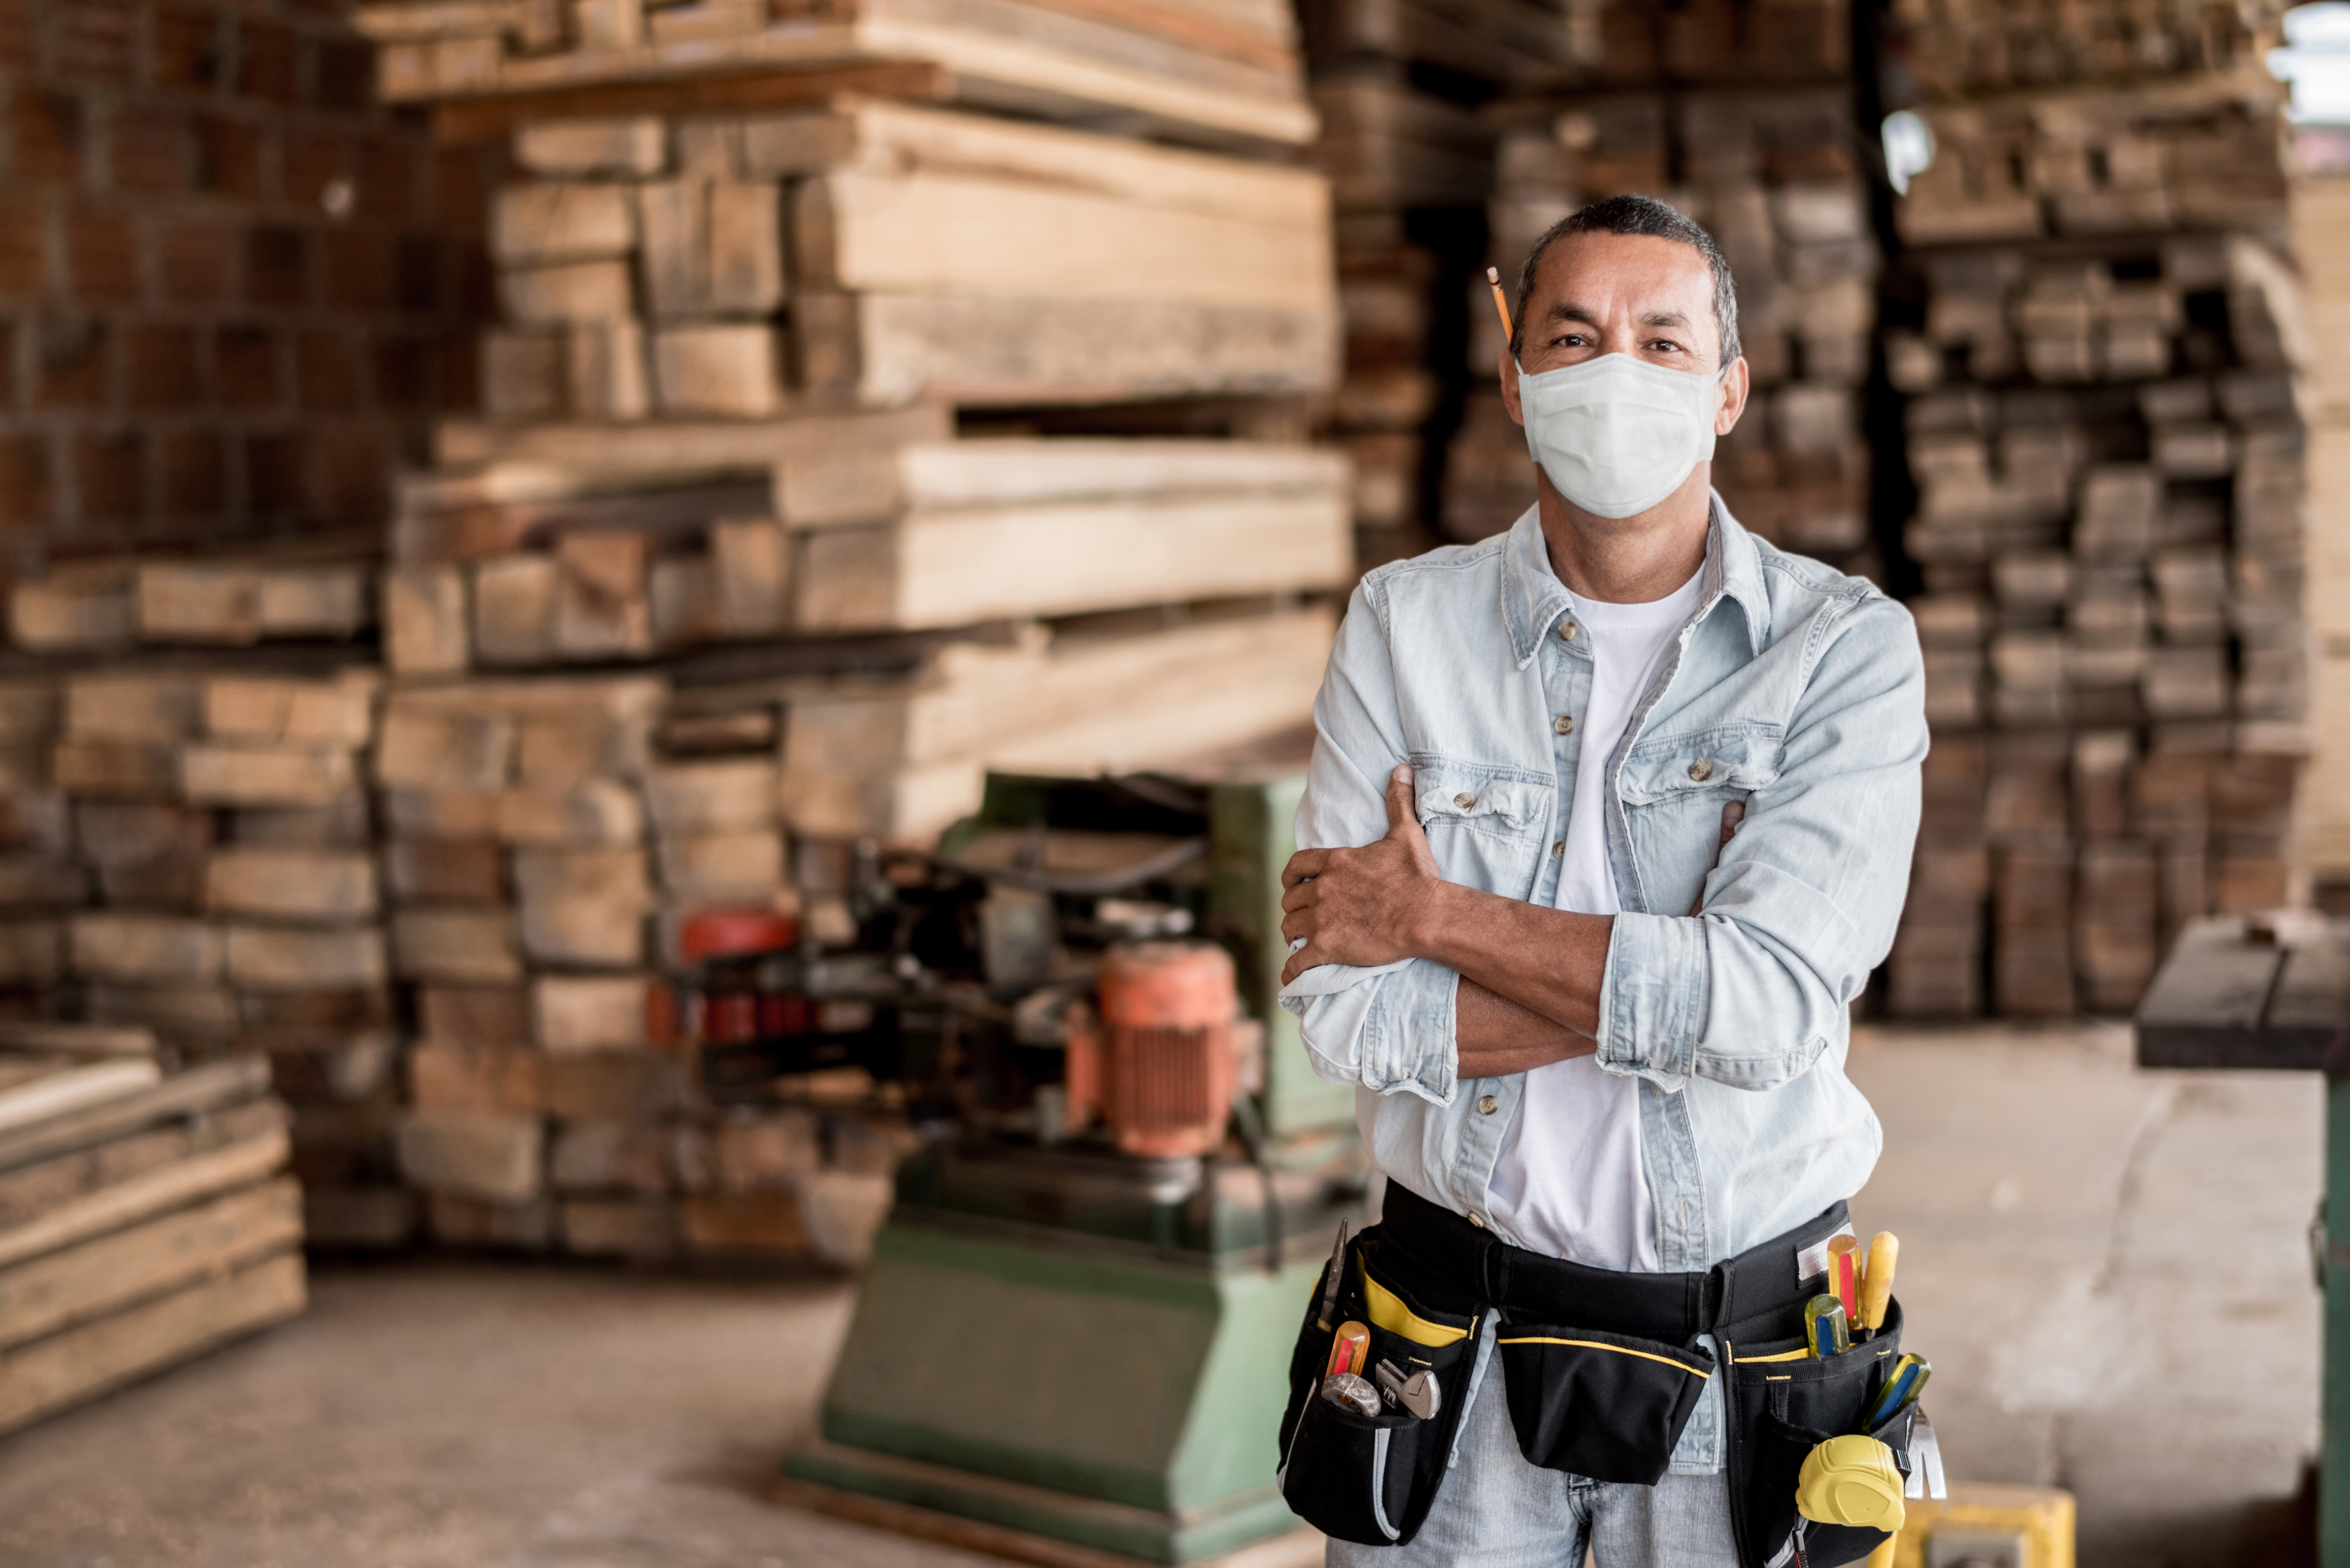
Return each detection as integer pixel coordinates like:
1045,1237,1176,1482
0,1022,2320,1568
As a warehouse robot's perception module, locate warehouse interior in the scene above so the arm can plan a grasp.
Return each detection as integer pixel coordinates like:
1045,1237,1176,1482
0,1,2337,1565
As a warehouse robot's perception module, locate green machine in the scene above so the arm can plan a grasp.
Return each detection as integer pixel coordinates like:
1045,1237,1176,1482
729,772,1370,1562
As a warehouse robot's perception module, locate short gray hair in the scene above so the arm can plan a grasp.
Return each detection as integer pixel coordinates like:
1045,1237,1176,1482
1509,193,1741,371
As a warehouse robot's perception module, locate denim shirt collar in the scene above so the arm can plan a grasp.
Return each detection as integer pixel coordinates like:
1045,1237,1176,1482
1497,489,1773,669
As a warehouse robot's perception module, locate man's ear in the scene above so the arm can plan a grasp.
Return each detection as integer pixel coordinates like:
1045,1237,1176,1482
1714,355,1750,437
1501,350,1524,428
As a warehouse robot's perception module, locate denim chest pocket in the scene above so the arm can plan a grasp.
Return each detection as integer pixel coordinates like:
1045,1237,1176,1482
1617,730,1782,914
1410,758,1553,901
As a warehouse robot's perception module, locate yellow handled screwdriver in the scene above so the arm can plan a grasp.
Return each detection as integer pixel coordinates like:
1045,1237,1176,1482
1857,1231,1898,1340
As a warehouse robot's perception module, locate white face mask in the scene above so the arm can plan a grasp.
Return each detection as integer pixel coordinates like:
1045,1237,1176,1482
1515,351,1720,520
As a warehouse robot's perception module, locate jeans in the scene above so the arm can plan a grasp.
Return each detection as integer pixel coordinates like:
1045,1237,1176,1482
1326,1323,1739,1568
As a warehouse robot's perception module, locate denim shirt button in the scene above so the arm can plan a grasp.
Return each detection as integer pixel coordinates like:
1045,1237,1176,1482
1467,1211,1486,1228
1557,620,1577,641
1477,1094,1498,1114
1553,714,1574,735
1453,791,1475,809
1551,839,1565,858
1687,758,1713,781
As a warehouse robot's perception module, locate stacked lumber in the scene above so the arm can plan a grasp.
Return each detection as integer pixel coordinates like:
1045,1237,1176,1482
446,98,1336,420
0,1042,304,1439
345,20,1350,1256
1888,0,2281,101
9,544,377,658
1878,18,2307,1017
387,419,1347,663
353,0,1318,149
2294,162,2350,892
1300,0,1595,567
1444,4,1881,584
378,672,918,1261
24,666,409,1246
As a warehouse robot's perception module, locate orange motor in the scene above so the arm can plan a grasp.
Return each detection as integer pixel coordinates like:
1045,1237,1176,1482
1093,940,1238,1158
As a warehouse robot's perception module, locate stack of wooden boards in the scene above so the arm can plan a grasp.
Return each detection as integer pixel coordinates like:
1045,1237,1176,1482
1878,5,2307,1017
2293,157,2350,890
315,5,1351,1255
0,661,406,1249
1299,0,1597,566
354,0,1319,148
0,1034,303,1439
1445,0,1881,586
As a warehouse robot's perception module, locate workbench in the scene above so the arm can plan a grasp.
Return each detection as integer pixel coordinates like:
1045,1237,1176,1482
2134,912,2339,1561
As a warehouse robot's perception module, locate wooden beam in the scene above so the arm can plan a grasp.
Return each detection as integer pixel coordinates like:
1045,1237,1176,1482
0,1129,291,1271
431,62,952,146
0,1178,302,1349
0,1057,268,1174
0,1250,305,1438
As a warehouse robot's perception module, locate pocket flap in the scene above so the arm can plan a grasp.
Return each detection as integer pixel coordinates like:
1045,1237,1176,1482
1617,730,1780,804
1412,765,1549,831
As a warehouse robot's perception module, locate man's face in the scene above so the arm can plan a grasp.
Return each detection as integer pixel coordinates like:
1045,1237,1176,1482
1501,230,1748,440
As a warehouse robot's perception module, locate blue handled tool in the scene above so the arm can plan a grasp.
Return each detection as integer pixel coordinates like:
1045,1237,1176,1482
1866,1353,1931,1428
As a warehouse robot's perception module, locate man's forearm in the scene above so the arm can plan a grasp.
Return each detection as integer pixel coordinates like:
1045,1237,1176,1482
1419,882,1613,1037
1457,976,1593,1076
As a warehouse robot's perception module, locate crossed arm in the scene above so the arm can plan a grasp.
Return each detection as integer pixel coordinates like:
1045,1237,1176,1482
1279,764,1738,1079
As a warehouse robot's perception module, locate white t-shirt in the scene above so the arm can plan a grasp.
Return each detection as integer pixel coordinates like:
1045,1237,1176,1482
1484,565,1705,1272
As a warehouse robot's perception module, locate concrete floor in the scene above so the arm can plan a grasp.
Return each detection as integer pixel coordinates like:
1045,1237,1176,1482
0,1023,2321,1568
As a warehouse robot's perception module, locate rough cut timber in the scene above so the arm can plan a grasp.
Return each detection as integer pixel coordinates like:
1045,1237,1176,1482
353,0,1319,148
778,603,1339,842
0,1050,305,1439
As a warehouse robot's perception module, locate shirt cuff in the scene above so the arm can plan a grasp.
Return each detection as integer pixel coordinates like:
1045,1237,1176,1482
1283,956,1460,1106
1596,912,1709,1084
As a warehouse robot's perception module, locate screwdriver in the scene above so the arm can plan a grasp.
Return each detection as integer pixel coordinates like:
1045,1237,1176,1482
1857,1232,1898,1340
1825,1234,1860,1320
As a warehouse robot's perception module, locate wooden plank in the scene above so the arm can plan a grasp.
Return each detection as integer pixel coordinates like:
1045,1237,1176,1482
0,1057,269,1174
0,1059,163,1135
778,605,1336,840
2134,915,2295,1069
798,291,1338,408
431,404,951,474
0,1128,291,1271
0,1178,302,1349
430,61,953,146
0,1250,305,1439
794,170,1331,312
795,493,1350,632
742,101,1324,229
0,1024,157,1059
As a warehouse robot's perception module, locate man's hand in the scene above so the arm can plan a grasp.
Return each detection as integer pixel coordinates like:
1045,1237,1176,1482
1279,765,1442,984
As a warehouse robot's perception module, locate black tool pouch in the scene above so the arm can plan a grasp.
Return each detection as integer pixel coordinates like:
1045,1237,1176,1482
1493,1317,1717,1485
1724,1299,1910,1568
1275,1225,1479,1546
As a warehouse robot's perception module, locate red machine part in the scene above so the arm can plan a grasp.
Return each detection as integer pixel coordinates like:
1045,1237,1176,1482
678,908,800,1044
1088,940,1238,1158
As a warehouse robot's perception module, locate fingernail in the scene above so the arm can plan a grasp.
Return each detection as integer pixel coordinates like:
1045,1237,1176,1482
1392,764,1412,782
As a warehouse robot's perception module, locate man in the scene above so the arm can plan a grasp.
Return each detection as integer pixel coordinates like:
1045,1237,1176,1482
1274,194,1926,1565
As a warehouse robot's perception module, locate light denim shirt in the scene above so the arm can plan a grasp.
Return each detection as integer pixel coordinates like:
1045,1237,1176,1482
1279,494,1924,1274
1278,498,1924,1472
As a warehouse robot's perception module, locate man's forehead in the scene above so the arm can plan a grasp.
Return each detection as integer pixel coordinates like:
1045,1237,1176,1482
1528,230,1714,301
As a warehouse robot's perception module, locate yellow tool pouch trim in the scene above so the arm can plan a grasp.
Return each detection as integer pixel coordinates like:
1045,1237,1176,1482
1362,1262,1469,1347
1495,1335,1710,1379
1732,1345,1812,1364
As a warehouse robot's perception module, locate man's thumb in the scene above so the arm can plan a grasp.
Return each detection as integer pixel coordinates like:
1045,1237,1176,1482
1384,764,1418,835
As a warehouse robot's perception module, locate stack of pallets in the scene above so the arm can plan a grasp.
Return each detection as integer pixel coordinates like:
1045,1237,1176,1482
1443,0,1882,586
1876,1,2303,1017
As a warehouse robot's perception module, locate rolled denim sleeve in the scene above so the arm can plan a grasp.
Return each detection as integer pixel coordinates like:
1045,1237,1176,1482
1595,593,1926,1090
1276,580,1463,1107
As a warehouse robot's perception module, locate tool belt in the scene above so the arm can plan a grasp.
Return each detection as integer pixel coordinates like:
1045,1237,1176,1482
1277,1182,1916,1568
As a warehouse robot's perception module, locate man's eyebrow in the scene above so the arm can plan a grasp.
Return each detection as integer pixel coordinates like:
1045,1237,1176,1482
1641,309,1692,330
1544,301,1601,325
